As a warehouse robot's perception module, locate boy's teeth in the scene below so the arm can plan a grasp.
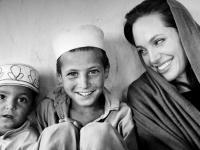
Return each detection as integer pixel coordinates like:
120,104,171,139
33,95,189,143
78,92,92,96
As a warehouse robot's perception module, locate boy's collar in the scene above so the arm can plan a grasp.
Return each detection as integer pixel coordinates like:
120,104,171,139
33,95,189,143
96,88,120,121
0,121,30,139
51,86,120,121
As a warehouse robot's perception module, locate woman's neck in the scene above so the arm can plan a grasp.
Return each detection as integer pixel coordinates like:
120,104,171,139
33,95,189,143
173,72,191,93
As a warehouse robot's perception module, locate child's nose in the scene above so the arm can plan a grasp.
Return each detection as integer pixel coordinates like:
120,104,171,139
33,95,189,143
5,100,16,111
79,75,89,88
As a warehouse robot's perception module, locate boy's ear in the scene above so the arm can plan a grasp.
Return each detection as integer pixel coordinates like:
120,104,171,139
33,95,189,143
57,73,63,86
104,67,110,79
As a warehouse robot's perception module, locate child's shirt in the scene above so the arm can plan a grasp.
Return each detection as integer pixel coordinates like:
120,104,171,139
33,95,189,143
0,121,38,150
36,87,137,148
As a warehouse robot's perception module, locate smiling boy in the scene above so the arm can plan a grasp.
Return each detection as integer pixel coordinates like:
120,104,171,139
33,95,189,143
36,25,138,150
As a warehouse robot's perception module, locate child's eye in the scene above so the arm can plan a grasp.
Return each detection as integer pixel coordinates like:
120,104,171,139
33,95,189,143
0,94,6,100
18,97,29,104
66,72,78,79
88,69,100,76
153,38,165,46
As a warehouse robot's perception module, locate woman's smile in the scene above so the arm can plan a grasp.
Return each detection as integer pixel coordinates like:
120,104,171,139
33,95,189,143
156,58,173,74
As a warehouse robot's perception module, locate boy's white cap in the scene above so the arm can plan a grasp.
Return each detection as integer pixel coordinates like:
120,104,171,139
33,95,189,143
0,64,39,93
53,24,105,59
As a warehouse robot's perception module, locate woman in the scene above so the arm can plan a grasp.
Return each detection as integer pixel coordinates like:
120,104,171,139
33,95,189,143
124,0,200,149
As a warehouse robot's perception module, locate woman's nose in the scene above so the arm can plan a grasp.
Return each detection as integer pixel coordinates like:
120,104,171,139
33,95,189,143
148,49,161,65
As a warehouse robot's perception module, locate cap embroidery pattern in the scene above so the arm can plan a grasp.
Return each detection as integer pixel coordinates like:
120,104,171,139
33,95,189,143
28,69,39,88
0,64,39,93
8,65,24,80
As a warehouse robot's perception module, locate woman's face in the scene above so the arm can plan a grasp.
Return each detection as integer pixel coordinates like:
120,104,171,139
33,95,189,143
132,13,188,82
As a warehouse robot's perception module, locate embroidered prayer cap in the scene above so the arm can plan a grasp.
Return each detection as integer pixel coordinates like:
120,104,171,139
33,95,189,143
0,64,39,93
53,24,105,59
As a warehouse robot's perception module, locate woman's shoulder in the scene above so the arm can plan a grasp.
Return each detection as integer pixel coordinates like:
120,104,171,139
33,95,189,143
127,71,162,105
129,71,155,91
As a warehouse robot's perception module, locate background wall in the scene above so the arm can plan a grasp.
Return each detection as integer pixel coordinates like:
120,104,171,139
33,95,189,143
0,0,200,100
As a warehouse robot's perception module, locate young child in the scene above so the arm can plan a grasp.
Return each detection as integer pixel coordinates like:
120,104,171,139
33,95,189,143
36,25,138,150
0,64,39,150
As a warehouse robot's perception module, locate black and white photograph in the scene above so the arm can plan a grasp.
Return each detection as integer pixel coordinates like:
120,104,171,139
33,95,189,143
0,0,200,149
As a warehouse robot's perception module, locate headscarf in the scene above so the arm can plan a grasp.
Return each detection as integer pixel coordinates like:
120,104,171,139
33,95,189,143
127,0,200,149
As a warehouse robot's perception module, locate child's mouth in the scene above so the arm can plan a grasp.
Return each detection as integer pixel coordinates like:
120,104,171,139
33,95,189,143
77,90,95,97
2,115,14,119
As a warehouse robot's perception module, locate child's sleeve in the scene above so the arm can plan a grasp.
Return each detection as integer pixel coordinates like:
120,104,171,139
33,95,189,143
36,98,57,133
119,103,138,150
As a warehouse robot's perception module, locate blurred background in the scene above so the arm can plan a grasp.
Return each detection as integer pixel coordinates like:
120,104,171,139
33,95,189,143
0,0,199,101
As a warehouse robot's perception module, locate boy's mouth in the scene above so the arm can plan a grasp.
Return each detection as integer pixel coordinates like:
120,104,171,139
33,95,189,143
76,90,95,97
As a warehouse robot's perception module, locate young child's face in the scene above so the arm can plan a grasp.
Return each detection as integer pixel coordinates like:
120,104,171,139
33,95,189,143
59,49,109,108
0,85,34,134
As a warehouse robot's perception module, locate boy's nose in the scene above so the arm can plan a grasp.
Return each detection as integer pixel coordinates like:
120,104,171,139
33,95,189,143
79,75,89,88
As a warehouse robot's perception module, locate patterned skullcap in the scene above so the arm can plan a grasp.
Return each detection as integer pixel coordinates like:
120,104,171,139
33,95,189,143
0,64,39,93
53,24,105,59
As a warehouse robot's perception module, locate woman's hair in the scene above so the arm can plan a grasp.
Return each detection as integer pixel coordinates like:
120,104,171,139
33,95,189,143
124,0,176,46
56,47,110,75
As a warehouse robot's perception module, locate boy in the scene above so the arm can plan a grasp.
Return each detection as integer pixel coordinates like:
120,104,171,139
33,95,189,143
36,25,138,150
0,64,39,150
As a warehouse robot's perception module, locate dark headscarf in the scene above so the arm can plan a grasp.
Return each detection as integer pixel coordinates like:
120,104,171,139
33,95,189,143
127,0,200,149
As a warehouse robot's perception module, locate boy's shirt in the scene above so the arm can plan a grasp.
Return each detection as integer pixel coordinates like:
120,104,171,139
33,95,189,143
36,87,137,149
0,121,38,150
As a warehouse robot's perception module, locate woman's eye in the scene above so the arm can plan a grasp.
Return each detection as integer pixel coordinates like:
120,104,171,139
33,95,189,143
137,48,148,56
67,72,78,79
153,38,164,46
0,94,6,100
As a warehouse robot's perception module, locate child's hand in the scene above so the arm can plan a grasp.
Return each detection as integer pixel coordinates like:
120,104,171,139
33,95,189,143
58,118,67,123
59,118,82,129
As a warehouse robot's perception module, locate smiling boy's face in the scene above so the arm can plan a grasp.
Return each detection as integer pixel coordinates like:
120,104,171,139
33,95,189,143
0,85,35,135
59,49,109,109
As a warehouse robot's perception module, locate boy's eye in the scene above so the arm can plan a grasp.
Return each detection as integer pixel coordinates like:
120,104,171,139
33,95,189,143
66,72,78,79
0,94,6,100
88,69,100,75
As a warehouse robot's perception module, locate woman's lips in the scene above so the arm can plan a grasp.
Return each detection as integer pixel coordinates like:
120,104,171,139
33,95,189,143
157,59,172,74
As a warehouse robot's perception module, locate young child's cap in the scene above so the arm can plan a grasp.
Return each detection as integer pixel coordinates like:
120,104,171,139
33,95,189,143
0,64,39,93
53,24,105,60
